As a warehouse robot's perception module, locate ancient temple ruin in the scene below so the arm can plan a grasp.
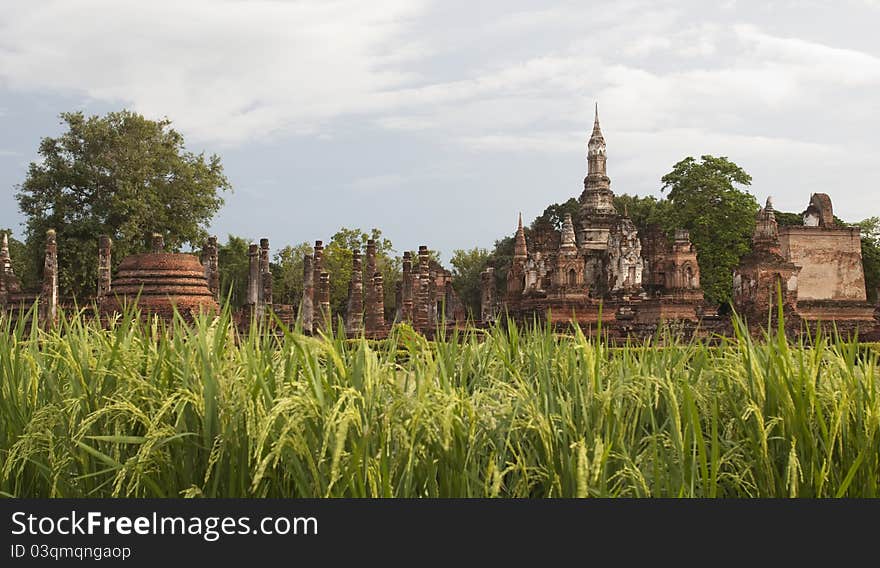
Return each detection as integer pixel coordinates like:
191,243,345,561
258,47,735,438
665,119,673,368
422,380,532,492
1,231,220,326
1,229,63,327
734,194,875,333
98,233,219,322
2,109,877,339
290,240,465,338
488,106,708,335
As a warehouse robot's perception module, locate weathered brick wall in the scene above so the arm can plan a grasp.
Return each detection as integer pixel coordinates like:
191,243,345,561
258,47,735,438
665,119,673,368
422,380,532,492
779,226,867,302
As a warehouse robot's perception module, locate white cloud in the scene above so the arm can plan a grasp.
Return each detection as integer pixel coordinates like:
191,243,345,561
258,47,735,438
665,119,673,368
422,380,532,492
347,173,409,193
0,0,427,144
2,0,879,261
3,0,878,154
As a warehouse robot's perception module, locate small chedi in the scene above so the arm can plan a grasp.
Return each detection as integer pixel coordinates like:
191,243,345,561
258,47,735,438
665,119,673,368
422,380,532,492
98,233,219,322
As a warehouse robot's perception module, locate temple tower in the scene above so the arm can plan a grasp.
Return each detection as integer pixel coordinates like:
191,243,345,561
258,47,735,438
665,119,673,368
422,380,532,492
514,213,528,261
507,214,529,296
733,197,800,321
559,213,577,256
580,104,616,216
578,104,617,251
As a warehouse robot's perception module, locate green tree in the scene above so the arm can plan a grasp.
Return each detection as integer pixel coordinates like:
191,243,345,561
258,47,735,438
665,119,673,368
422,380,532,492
661,155,759,306
531,198,580,232
450,247,492,316
272,242,312,308
264,228,400,318
487,235,515,292
15,110,230,299
216,235,251,309
613,194,674,234
856,216,880,304
772,211,803,227
322,227,398,317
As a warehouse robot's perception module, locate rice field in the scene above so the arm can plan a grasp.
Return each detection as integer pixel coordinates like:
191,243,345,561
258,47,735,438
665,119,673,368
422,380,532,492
1,305,878,498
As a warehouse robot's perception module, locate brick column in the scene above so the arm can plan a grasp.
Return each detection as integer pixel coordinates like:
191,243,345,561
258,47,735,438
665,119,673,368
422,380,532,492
317,271,331,333
371,273,385,336
97,235,112,300
259,238,272,316
301,253,314,333
0,263,6,308
401,251,413,322
346,249,364,335
364,240,379,333
246,243,259,307
203,236,219,302
313,240,324,318
415,246,430,331
40,229,58,326
428,267,437,324
480,267,495,323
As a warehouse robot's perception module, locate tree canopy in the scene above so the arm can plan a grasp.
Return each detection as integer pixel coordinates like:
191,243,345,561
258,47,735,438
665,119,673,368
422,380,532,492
450,247,492,317
613,194,674,235
216,235,252,309
15,110,230,299
661,155,758,306
321,227,398,316
530,198,580,232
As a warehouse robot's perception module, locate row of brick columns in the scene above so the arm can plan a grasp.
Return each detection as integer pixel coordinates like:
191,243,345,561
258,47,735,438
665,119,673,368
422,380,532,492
0,229,456,335
299,240,332,333
345,250,363,335
0,229,59,328
300,239,385,336
300,239,439,336
244,238,273,320
362,239,384,335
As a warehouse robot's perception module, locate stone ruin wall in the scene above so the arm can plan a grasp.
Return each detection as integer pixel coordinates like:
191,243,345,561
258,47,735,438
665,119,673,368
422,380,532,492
778,226,867,302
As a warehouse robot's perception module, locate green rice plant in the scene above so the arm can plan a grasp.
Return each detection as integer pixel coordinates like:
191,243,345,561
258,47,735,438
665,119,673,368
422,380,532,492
1,301,878,498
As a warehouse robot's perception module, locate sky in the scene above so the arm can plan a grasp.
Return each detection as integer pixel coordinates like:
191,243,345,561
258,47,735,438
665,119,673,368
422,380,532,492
1,0,878,262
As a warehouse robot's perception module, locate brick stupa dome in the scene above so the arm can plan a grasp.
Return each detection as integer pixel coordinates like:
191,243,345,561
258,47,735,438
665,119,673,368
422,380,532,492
100,252,219,322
